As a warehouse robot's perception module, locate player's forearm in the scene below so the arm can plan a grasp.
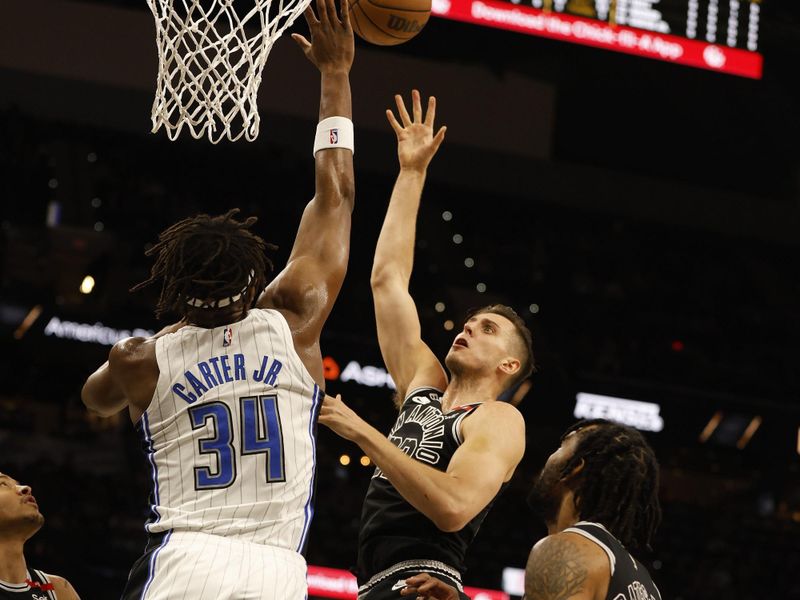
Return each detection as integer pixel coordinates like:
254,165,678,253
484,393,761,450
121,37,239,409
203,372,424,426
81,363,128,417
355,423,468,532
371,169,427,285
315,70,355,209
320,70,352,120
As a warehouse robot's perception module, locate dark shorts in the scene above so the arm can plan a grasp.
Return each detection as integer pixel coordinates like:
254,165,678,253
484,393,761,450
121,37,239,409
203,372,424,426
358,560,471,600
119,531,169,600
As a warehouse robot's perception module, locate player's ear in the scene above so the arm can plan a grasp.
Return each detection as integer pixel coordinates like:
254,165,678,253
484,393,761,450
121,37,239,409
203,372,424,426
562,458,586,482
499,356,521,377
246,285,258,307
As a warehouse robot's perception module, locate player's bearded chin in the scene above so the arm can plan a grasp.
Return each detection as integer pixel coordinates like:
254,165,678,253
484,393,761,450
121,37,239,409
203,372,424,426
526,464,562,524
443,350,463,374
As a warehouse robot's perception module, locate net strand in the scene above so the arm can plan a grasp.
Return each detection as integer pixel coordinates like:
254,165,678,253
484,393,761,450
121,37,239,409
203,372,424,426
148,0,311,143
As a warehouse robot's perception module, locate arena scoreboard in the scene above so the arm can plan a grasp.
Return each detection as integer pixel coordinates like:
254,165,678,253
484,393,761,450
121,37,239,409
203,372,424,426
432,0,764,78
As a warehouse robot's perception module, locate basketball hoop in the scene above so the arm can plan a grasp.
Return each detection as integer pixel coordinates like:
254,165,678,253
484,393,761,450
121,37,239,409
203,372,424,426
147,0,311,143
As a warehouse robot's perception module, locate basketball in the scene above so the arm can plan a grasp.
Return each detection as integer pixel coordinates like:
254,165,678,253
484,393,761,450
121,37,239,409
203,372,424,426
350,0,431,46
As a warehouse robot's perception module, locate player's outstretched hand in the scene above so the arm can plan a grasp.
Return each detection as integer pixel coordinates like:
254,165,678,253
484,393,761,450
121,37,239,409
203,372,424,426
319,394,368,442
386,90,447,173
292,0,354,73
400,573,461,600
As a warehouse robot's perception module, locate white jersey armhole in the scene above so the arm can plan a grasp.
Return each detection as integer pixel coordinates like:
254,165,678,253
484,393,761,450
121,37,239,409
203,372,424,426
452,409,473,445
451,402,485,445
653,582,663,600
254,308,319,388
562,527,617,576
136,333,171,425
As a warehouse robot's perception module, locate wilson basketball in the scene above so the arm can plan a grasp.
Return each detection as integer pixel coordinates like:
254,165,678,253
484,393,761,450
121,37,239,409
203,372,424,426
350,0,431,46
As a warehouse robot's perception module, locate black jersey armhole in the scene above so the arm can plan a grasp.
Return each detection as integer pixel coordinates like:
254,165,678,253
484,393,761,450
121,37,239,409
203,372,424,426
404,386,445,399
400,386,445,409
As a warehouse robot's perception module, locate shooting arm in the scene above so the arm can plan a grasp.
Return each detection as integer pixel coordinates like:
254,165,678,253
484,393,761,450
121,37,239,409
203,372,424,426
257,69,354,330
371,91,448,395
258,0,354,385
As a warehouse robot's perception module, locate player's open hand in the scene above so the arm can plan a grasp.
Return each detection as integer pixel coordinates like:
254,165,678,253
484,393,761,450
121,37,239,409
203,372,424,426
292,0,354,74
400,573,461,600
387,90,447,173
319,393,367,442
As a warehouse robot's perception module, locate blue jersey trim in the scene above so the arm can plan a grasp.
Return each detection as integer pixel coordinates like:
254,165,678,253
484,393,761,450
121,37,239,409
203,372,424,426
140,529,172,600
297,384,322,553
140,412,161,527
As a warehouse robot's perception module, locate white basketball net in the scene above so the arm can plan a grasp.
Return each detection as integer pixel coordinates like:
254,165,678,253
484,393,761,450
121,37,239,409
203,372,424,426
147,0,312,143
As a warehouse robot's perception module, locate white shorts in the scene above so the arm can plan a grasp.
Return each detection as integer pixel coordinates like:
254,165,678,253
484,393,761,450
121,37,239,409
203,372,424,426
121,531,308,600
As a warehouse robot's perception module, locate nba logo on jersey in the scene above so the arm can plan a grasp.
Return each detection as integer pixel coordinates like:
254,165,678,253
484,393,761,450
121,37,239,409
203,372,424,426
223,326,233,347
329,128,339,144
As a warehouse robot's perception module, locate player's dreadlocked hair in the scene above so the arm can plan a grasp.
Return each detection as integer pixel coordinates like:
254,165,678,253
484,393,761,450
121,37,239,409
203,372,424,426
131,209,276,319
561,419,661,551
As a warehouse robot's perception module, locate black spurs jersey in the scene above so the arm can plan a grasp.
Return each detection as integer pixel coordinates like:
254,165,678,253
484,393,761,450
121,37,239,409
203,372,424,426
357,387,506,582
564,522,663,600
0,569,57,600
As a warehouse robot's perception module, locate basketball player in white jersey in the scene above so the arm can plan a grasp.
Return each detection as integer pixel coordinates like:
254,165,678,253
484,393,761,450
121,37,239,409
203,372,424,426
0,472,80,600
319,91,532,599
80,1,355,598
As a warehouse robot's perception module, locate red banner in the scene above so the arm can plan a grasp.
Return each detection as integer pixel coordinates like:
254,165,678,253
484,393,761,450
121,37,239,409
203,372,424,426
463,588,510,600
307,565,509,600
307,566,359,599
431,0,763,79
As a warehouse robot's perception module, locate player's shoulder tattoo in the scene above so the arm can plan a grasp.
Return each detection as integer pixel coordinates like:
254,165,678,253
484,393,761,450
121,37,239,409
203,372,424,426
525,534,589,600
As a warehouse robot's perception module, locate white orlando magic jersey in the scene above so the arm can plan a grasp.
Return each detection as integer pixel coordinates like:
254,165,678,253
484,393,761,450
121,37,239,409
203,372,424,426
137,308,321,553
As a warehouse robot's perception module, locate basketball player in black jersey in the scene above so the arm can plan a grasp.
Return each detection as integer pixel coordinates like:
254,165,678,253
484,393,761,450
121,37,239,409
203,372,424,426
400,419,663,600
319,91,533,599
0,472,80,600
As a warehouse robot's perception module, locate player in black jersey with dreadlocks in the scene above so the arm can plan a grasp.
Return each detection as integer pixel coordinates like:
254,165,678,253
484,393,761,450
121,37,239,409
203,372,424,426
401,419,663,600
319,90,532,600
0,472,80,600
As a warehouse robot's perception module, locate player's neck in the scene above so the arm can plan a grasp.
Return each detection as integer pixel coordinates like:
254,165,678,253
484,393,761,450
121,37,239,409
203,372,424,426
546,491,581,536
186,304,249,329
441,375,500,411
0,538,28,583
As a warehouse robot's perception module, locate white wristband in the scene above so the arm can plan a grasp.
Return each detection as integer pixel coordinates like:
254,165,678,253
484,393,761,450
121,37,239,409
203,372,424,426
313,116,354,156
